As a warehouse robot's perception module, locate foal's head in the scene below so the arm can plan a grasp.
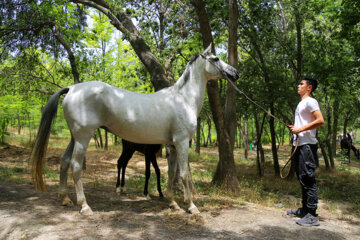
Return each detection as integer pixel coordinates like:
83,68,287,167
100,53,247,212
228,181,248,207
200,44,239,82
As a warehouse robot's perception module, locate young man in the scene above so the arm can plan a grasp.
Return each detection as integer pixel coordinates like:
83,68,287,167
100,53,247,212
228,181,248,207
287,77,325,227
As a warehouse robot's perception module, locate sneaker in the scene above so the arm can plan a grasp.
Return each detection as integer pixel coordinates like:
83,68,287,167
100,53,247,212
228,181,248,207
286,208,306,218
296,213,320,227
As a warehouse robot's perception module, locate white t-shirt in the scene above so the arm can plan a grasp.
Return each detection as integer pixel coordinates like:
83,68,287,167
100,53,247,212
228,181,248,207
293,97,320,146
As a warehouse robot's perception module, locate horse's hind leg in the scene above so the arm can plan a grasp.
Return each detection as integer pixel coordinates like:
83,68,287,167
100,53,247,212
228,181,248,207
175,140,199,214
59,137,75,206
71,137,92,215
166,145,181,210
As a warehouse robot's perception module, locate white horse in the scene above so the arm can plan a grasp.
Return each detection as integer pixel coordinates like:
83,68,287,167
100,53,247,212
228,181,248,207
30,44,239,215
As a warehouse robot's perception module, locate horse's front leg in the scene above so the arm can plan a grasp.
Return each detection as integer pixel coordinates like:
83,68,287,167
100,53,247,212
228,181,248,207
166,145,181,211
71,140,93,215
175,140,199,214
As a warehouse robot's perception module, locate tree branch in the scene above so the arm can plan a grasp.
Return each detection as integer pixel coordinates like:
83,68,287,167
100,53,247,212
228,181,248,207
46,21,80,84
71,0,170,90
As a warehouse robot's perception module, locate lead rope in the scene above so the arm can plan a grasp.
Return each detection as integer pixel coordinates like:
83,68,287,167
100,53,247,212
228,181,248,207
280,135,299,179
225,78,299,179
226,79,289,127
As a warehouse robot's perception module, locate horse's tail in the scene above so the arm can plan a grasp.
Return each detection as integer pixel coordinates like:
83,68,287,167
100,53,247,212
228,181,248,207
31,87,70,191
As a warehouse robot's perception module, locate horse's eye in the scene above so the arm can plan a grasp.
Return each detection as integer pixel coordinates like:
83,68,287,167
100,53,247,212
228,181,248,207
213,57,219,61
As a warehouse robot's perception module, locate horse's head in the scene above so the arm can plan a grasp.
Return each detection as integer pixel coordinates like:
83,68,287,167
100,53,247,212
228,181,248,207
200,44,239,82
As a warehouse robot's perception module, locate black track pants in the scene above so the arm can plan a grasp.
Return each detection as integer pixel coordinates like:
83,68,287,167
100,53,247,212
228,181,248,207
293,144,319,214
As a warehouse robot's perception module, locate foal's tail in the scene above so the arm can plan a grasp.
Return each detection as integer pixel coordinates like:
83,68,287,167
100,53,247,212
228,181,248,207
31,87,70,191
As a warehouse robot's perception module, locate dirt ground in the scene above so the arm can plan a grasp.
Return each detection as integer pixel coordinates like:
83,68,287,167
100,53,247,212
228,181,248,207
1,145,359,240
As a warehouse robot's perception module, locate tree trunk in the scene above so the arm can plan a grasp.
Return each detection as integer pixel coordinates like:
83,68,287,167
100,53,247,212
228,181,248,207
280,125,285,145
238,117,248,159
269,108,280,176
193,0,239,192
97,128,103,148
343,112,350,138
254,112,266,176
295,6,302,82
317,133,330,170
225,0,239,150
237,125,242,149
201,124,206,146
324,88,335,168
28,115,31,143
93,134,100,148
195,117,201,154
331,100,340,156
17,115,21,134
287,134,296,179
206,119,212,146
105,129,108,150
325,139,334,168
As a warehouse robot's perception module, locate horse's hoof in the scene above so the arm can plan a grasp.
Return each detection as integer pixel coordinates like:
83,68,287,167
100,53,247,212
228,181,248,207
169,201,181,211
146,194,152,200
188,206,200,214
116,187,121,194
80,206,93,216
62,196,74,206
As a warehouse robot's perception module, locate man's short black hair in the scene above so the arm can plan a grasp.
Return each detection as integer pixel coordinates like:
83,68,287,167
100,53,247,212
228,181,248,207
303,76,318,93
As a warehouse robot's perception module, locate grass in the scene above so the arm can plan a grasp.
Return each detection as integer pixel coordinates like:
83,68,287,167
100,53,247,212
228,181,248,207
44,166,58,180
0,166,27,183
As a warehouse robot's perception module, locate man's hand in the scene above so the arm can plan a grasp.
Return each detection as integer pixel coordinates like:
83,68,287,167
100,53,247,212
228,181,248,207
289,125,302,135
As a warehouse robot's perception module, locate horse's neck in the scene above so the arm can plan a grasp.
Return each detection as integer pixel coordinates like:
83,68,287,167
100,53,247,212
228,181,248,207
176,65,207,115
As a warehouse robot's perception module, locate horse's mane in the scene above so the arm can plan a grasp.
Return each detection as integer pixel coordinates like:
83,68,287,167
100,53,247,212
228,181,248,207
173,53,200,90
189,53,200,64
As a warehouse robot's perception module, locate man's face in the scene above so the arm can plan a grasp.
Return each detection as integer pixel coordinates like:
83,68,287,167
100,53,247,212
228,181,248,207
297,80,311,95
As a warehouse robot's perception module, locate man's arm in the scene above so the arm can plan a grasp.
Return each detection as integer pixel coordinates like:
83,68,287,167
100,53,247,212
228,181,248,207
289,110,325,135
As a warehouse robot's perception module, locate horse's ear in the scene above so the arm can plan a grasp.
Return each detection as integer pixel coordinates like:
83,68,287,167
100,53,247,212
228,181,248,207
203,43,212,54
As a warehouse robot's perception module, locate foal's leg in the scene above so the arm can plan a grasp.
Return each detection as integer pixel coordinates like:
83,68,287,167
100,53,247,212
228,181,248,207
144,153,152,199
150,152,164,198
166,145,181,210
175,140,199,214
59,137,75,206
116,155,122,193
71,138,92,215
117,149,135,193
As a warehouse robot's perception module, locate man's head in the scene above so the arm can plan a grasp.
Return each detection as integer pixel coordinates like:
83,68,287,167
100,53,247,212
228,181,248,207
303,77,318,93
297,77,318,98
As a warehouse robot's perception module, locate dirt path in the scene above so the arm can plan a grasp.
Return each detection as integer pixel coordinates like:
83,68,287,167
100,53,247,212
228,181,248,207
1,146,359,239
1,183,359,240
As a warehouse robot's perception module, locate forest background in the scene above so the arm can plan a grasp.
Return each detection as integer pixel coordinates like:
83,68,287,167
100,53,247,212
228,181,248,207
0,0,360,193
